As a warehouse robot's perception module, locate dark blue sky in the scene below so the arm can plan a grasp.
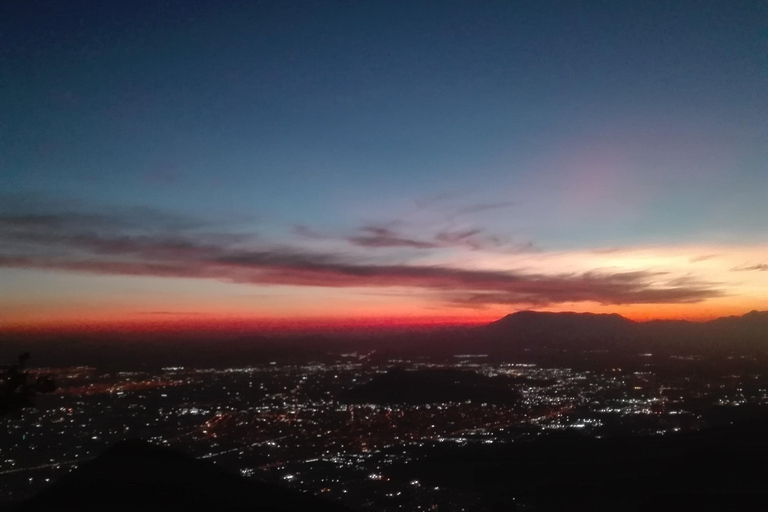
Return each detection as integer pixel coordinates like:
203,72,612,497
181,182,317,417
1,1,766,326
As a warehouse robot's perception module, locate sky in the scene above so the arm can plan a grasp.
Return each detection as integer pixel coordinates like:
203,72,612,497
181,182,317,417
1,0,766,331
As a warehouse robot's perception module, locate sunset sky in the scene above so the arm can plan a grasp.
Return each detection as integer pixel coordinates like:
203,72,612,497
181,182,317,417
2,1,766,331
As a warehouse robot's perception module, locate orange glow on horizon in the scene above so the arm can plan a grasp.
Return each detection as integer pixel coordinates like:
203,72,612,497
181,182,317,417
1,303,759,336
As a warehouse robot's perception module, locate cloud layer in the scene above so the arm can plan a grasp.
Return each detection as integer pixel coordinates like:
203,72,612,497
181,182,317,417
0,209,725,309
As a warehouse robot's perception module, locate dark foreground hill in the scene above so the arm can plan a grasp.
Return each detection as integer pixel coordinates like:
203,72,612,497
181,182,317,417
14,440,348,512
387,413,768,512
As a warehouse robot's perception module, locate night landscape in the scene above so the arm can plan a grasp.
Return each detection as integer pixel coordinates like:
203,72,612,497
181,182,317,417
2,1,767,511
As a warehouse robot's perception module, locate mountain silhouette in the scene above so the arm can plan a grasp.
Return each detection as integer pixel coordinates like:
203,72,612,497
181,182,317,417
16,440,349,512
487,310,634,345
482,310,768,355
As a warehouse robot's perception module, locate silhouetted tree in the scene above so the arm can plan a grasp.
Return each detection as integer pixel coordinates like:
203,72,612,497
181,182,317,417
0,352,56,416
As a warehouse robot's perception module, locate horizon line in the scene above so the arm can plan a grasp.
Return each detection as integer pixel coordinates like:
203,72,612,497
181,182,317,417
2,308,765,336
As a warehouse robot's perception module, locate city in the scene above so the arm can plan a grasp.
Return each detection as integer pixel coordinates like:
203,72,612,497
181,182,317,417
3,346,767,510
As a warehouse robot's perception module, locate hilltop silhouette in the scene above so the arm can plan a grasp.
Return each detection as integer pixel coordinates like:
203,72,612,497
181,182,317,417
340,367,521,405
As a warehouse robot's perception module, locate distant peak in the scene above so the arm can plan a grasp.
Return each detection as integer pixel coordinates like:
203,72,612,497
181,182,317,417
493,310,631,323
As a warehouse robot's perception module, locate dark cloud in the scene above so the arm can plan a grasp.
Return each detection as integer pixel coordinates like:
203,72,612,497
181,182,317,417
690,254,718,263
347,226,439,249
411,194,514,217
433,228,530,251
414,192,455,210
449,282,724,309
0,209,205,234
344,225,530,252
0,209,725,308
0,213,114,230
293,225,328,239
731,263,768,272
434,228,483,244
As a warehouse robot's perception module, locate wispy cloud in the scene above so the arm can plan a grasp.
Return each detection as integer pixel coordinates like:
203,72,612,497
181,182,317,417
731,263,768,272
346,225,517,251
411,193,514,218
292,225,329,240
301,223,529,252
690,254,718,263
347,226,439,249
